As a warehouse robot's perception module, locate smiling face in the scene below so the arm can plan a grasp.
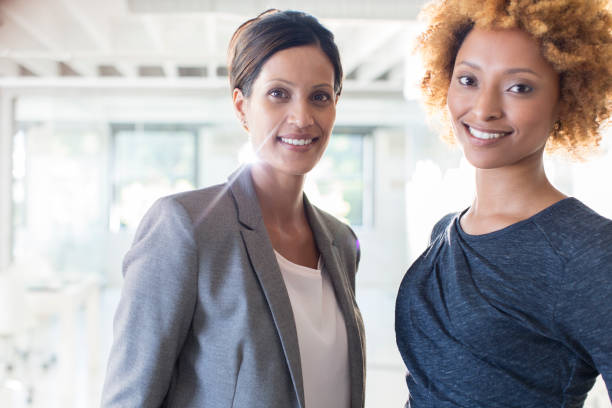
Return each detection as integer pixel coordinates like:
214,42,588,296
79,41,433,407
446,28,560,170
233,45,337,177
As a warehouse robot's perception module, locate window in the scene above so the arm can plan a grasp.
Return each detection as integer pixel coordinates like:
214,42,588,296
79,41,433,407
11,116,374,283
109,123,198,232
12,121,108,278
307,130,373,227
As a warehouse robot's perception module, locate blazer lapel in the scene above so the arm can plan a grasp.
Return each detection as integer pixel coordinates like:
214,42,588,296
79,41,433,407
228,165,305,408
303,195,366,408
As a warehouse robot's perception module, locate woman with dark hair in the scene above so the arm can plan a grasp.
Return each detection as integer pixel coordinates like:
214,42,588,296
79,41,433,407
395,0,612,407
101,9,365,408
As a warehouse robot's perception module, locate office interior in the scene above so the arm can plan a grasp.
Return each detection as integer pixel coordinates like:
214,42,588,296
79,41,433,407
0,0,610,407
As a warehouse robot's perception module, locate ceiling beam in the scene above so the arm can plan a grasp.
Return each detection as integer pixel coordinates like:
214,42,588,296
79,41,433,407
0,59,19,77
205,14,217,78
163,61,177,79
64,61,98,77
142,15,164,52
57,0,112,51
340,22,405,77
355,30,410,83
15,59,58,77
114,63,138,78
356,22,424,85
141,15,178,78
0,3,66,52
357,53,404,84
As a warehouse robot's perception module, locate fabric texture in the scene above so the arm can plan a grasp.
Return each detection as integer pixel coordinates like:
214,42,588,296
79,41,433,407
101,164,365,408
274,250,351,408
395,198,612,408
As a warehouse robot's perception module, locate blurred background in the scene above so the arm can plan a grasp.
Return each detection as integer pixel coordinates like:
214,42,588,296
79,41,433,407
0,0,610,407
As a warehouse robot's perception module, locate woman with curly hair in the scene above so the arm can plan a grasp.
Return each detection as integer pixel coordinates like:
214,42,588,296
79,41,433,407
395,0,612,407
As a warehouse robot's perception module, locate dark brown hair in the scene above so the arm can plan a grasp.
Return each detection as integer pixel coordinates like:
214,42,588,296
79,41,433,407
228,9,343,97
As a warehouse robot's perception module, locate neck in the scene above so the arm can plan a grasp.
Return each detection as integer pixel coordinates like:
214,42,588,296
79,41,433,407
250,162,306,226
471,153,565,218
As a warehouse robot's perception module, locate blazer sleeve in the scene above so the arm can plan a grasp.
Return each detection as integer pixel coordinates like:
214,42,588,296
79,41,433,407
348,225,361,268
101,196,198,407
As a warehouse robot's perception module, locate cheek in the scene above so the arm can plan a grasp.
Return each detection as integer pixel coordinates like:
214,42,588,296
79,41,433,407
446,88,470,141
446,87,466,120
250,103,285,130
511,101,556,139
318,107,336,132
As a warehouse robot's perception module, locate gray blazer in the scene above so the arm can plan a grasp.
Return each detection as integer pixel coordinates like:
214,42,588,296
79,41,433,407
101,165,366,408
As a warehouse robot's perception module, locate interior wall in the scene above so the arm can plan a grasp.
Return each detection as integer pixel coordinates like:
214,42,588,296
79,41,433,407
0,90,14,272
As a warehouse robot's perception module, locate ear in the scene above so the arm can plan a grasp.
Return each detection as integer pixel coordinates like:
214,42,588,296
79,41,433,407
232,88,249,132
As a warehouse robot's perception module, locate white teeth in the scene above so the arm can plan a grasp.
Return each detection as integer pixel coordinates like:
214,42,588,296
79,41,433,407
280,137,314,146
468,127,508,140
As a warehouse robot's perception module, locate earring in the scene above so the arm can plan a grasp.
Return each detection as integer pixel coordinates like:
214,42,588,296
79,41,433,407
553,120,561,132
240,118,249,134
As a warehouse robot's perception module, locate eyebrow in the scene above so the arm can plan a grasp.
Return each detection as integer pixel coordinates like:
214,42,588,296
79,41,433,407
457,61,541,78
267,78,333,89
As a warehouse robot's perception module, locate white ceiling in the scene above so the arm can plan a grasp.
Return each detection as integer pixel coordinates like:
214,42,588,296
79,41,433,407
0,0,427,93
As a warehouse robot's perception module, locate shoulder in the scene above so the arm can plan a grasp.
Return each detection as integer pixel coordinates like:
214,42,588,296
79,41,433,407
164,183,230,214
550,202,612,354
152,182,238,226
429,212,459,245
532,198,612,260
132,183,242,249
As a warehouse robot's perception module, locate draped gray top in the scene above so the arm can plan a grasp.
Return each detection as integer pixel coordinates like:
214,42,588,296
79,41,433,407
396,198,612,408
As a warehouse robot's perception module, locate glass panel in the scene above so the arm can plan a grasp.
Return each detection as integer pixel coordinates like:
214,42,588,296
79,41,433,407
110,124,197,232
12,122,108,280
307,133,368,226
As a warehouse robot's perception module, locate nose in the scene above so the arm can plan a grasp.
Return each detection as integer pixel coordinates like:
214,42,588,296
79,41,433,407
287,99,314,128
472,86,504,121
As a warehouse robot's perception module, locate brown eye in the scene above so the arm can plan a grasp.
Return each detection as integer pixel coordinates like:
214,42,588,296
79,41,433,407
312,92,331,103
458,75,477,86
508,84,533,94
268,88,289,99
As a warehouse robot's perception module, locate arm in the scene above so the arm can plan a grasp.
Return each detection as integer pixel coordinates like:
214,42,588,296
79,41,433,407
348,225,360,270
555,245,612,400
343,224,361,291
101,197,198,407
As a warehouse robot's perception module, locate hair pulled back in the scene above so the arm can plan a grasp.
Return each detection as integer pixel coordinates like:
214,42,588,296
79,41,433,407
228,9,343,98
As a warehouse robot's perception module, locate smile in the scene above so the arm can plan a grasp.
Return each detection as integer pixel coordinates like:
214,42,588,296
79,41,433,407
467,126,512,140
279,137,315,146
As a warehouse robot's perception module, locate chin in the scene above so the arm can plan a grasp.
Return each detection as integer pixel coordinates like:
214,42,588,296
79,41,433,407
463,151,512,170
284,164,317,176
256,161,317,177
279,157,321,175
